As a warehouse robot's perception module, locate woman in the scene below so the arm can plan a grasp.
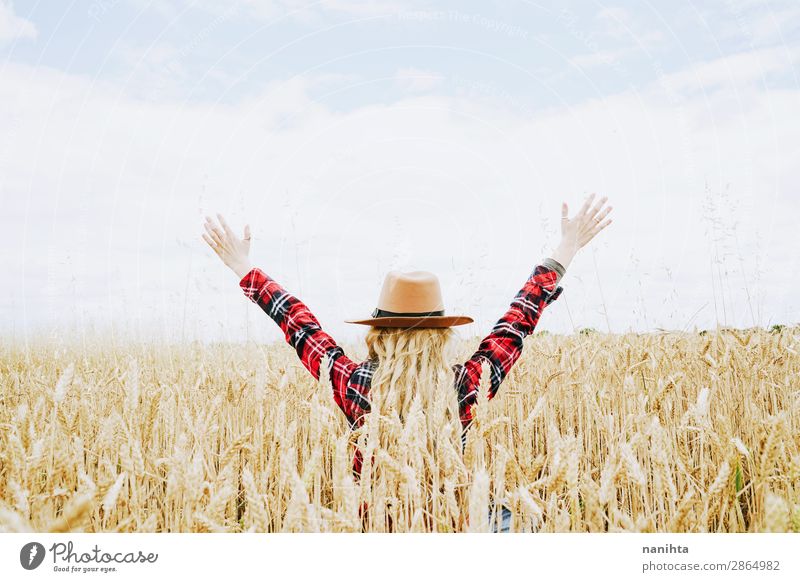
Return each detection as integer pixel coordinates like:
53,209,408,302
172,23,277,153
202,194,613,532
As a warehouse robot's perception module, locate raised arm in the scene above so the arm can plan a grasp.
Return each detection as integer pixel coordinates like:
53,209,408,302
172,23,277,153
238,268,356,380
454,194,613,426
202,214,361,419
453,261,564,426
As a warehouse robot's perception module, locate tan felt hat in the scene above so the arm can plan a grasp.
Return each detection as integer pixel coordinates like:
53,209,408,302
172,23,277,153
345,270,473,328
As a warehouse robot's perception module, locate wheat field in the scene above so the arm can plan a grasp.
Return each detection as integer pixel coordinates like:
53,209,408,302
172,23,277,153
1,327,798,533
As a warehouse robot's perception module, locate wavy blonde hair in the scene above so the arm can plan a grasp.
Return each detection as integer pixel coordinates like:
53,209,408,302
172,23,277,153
355,326,469,530
364,326,460,426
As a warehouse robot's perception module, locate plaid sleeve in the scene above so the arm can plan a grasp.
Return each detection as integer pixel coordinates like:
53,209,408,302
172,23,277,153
239,268,360,419
454,264,563,426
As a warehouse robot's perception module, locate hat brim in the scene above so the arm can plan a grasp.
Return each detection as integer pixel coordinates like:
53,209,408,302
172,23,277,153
345,315,473,328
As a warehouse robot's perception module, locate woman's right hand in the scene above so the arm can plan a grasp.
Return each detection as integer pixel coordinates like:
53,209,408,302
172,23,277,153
550,194,613,269
202,213,253,279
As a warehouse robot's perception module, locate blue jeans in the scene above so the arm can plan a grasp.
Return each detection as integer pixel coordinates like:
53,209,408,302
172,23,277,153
488,504,512,533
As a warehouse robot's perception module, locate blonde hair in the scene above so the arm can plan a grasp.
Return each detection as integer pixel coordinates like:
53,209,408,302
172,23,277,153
364,326,460,426
355,326,468,530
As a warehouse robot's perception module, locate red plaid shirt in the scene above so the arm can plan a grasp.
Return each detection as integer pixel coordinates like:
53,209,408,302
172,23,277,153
240,265,563,476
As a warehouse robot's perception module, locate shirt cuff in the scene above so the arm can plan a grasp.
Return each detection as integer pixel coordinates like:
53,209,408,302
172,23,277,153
239,267,271,302
525,263,565,307
541,257,566,283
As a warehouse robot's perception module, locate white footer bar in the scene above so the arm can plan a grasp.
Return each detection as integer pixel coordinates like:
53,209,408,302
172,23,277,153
1,533,797,581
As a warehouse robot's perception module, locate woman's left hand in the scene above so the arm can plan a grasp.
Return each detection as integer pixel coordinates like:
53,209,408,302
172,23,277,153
550,194,613,269
202,213,253,279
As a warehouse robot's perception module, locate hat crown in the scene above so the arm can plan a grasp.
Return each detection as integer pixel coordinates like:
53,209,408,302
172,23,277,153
376,270,445,313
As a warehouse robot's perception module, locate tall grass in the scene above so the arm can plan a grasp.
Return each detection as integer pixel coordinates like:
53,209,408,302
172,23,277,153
0,326,798,532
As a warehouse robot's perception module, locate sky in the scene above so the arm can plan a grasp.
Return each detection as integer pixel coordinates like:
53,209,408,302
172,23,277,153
1,0,798,346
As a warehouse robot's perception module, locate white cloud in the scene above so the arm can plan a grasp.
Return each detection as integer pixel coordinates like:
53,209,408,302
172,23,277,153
596,6,664,48
317,0,412,16
0,0,36,44
658,45,800,93
708,0,800,47
569,47,635,70
2,44,799,344
558,5,665,74
124,0,414,24
748,5,800,45
393,67,444,93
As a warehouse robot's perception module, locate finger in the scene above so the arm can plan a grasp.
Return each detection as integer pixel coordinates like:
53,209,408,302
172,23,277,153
203,221,223,243
205,215,221,234
586,195,608,222
578,193,596,218
201,234,221,255
217,213,235,238
204,216,222,236
205,223,227,249
590,218,612,236
206,220,227,245
561,202,568,221
212,231,226,249
595,205,612,223
201,233,217,250
587,205,612,228
594,194,609,212
244,224,251,240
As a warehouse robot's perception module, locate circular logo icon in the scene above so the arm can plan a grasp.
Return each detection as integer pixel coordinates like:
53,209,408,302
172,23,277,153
20,542,46,570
